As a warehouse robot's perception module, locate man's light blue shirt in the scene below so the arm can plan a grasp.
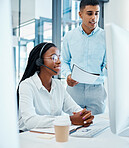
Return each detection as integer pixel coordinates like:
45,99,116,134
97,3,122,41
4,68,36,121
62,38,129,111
61,25,107,84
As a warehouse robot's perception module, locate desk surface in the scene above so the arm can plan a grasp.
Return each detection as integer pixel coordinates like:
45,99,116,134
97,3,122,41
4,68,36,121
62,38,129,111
19,114,129,148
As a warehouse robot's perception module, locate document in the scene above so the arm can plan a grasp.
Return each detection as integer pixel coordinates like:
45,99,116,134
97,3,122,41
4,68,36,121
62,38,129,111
71,64,99,84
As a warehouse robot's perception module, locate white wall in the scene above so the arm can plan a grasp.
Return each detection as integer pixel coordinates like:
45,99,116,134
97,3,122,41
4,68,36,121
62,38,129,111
104,0,129,31
0,0,19,148
35,0,52,19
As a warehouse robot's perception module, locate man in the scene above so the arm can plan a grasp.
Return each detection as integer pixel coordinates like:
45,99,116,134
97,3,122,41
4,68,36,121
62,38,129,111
61,0,107,115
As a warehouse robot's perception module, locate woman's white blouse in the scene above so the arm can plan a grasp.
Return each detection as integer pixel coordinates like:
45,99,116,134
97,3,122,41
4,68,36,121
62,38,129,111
19,72,82,131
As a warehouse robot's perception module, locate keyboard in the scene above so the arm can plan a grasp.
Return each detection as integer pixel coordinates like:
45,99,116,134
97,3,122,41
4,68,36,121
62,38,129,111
70,121,109,138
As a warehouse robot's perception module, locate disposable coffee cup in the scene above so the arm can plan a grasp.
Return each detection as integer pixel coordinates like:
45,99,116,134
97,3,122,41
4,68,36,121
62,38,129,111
53,116,71,142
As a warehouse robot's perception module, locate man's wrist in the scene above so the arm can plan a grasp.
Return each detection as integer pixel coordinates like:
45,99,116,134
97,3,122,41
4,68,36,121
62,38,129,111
66,72,71,79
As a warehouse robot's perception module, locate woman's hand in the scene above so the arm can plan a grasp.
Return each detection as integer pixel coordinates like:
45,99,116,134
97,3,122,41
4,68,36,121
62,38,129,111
70,108,94,127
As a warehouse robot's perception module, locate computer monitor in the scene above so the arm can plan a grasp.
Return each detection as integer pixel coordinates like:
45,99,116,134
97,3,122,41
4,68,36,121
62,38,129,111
105,23,129,137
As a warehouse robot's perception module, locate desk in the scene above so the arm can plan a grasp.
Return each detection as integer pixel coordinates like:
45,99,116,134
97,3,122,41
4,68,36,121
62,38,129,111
19,114,129,148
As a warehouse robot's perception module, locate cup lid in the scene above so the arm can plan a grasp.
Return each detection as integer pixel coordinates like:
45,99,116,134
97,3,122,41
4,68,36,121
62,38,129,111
53,116,71,126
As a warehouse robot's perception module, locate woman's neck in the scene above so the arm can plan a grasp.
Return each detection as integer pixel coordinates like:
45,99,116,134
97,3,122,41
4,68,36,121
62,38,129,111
38,71,52,92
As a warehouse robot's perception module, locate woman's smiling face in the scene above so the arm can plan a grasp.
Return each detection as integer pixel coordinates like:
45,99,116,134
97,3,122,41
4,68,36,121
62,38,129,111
42,46,61,75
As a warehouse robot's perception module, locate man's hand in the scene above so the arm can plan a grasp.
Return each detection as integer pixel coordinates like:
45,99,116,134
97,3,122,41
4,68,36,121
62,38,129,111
67,74,79,87
105,64,107,69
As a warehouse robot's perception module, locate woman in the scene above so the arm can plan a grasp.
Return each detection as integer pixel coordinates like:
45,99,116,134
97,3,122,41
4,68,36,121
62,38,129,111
17,42,94,131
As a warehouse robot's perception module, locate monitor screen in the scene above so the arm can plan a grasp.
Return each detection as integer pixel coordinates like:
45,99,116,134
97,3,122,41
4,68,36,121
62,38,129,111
105,23,129,137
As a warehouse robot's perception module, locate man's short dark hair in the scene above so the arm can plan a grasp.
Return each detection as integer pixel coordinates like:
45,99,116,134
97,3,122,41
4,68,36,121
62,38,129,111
80,0,99,10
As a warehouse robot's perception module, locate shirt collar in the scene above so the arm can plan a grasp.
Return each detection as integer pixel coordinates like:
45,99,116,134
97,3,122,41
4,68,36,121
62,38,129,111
32,72,55,91
79,24,99,36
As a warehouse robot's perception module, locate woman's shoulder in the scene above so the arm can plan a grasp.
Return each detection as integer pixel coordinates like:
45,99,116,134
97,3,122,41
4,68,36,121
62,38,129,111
20,72,39,87
52,79,65,88
19,76,34,89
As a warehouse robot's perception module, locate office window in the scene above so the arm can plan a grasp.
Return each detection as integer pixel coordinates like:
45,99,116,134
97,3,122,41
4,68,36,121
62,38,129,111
61,0,81,40
11,0,52,86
